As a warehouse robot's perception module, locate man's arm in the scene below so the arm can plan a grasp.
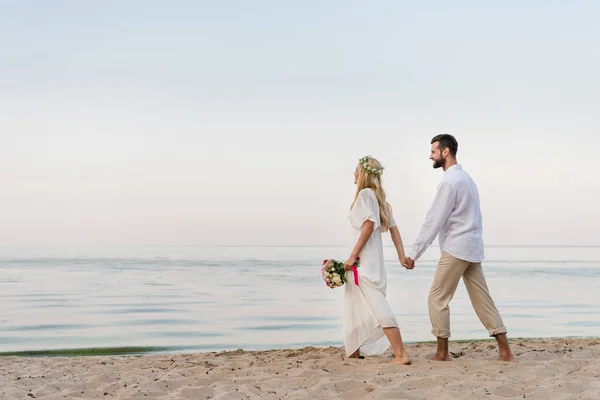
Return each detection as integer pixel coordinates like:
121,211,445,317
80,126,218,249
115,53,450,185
409,182,456,262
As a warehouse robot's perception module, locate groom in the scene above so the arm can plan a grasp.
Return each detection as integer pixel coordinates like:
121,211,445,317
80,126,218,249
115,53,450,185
404,134,515,362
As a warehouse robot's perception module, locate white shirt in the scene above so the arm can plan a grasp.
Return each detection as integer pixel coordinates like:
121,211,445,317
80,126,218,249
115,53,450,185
410,164,484,263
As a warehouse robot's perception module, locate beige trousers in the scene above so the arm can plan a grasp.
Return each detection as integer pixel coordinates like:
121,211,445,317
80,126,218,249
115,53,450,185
429,251,507,339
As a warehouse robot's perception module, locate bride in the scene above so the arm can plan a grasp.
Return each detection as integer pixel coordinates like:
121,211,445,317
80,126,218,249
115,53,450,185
343,156,411,364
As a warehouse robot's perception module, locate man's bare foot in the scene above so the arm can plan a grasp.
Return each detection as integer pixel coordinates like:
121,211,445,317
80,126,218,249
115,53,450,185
390,354,411,365
430,352,450,361
431,338,450,361
494,334,515,362
498,353,516,362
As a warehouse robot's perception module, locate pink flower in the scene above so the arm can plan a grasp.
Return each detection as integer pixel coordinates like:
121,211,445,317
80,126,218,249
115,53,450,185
321,267,329,280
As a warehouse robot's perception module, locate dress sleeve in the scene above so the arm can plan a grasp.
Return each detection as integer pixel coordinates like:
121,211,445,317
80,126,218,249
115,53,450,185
349,189,381,230
389,212,397,228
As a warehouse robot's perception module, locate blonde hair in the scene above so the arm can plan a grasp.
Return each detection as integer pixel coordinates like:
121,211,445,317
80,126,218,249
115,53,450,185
351,156,393,232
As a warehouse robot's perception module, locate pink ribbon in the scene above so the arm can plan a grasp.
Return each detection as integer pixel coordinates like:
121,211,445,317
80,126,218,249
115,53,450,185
351,266,359,286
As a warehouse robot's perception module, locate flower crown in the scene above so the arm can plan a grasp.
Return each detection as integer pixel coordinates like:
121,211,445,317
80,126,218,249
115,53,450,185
358,156,384,176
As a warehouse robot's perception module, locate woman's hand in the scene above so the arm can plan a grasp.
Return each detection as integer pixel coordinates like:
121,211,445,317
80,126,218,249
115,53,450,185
400,256,415,269
344,256,358,271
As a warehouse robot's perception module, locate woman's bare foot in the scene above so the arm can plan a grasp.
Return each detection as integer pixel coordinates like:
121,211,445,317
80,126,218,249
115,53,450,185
348,351,360,358
382,327,410,365
391,354,411,365
347,349,361,359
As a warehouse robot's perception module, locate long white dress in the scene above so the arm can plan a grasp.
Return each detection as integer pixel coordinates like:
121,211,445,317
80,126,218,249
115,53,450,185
344,188,399,356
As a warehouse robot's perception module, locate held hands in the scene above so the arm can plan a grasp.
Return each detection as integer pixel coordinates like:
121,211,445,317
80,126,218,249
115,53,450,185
400,256,415,270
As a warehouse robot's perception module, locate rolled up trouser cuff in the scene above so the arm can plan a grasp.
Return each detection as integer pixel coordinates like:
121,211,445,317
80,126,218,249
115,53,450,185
489,327,508,337
431,328,451,339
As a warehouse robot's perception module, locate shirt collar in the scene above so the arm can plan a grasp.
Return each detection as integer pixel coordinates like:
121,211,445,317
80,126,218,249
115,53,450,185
445,164,462,173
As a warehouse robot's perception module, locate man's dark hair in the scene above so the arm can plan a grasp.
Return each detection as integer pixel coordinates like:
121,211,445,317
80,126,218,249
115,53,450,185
431,134,458,157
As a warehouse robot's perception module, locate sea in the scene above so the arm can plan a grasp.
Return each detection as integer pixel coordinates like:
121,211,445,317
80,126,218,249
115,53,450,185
1,246,599,354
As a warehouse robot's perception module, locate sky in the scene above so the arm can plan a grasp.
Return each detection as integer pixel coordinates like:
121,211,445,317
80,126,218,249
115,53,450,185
1,1,599,247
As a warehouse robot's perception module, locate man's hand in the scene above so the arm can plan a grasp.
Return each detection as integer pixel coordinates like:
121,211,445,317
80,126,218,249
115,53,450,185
401,257,415,270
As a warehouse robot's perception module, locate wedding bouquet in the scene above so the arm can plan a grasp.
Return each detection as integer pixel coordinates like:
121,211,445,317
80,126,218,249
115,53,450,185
321,257,360,289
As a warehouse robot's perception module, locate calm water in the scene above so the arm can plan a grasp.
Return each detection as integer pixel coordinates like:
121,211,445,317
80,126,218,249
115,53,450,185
1,246,599,353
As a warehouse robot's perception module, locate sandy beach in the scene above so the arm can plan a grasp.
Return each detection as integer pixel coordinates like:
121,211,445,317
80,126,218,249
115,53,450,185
1,338,599,399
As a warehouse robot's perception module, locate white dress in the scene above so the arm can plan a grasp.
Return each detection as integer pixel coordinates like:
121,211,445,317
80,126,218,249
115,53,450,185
344,188,399,356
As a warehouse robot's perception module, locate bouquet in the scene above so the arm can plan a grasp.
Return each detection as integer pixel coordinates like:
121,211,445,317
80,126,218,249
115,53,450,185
321,257,360,289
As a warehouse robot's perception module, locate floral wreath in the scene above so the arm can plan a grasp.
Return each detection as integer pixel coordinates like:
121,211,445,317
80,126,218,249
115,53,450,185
358,156,384,176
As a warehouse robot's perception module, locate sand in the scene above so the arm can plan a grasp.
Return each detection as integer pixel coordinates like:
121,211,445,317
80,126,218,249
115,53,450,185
1,338,600,399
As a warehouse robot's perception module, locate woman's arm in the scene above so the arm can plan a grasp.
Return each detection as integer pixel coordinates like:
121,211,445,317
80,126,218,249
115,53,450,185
344,220,374,271
389,225,410,268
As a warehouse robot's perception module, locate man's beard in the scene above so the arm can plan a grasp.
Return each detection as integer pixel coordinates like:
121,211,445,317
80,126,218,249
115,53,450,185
433,156,446,169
